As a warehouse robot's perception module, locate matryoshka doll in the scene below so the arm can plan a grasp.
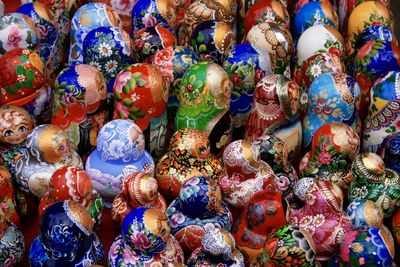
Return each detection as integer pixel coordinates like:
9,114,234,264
219,139,277,209
346,199,384,229
0,167,21,227
51,64,107,158
131,0,177,36
363,71,400,153
0,13,40,55
155,128,224,201
187,228,245,266
288,180,353,261
0,48,52,124
152,46,200,141
232,190,287,265
29,201,104,267
0,208,24,267
245,74,302,163
113,63,169,158
17,2,60,85
338,226,395,267
299,122,360,195
302,72,360,149
222,43,272,140
15,124,83,198
82,26,133,94
190,20,236,65
108,207,185,266
166,176,232,253
175,61,233,156
245,21,293,77
69,2,121,64
0,105,34,173
348,152,400,218
38,166,104,224
263,225,317,267
85,120,154,204
254,134,298,196
132,25,175,63
179,0,235,47
111,171,167,225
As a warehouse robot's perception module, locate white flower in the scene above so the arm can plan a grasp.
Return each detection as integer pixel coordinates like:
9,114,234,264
105,60,118,73
90,61,102,71
148,107,155,114
130,93,140,102
108,139,125,159
300,92,308,105
98,42,112,57
310,64,322,77
17,74,26,82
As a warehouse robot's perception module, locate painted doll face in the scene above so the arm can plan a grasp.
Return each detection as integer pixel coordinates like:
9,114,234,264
0,107,33,145
52,133,71,159
144,208,171,241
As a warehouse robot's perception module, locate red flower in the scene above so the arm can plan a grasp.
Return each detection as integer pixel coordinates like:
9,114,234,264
356,41,375,60
328,47,342,59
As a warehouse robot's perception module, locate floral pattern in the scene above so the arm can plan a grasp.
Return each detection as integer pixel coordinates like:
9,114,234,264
0,224,25,266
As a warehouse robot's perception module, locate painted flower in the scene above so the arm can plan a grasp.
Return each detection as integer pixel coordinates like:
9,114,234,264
143,13,158,28
310,64,322,77
130,92,140,102
108,139,125,159
318,148,333,165
17,74,26,82
3,255,16,267
170,212,185,228
114,101,129,119
299,215,313,228
7,25,22,49
219,175,233,191
99,42,112,57
111,0,134,16
356,41,375,60
254,68,265,84
109,241,120,260
275,175,290,192
130,230,152,250
300,91,308,105
122,245,140,264
328,46,342,59
89,61,101,71
313,214,325,228
105,60,118,73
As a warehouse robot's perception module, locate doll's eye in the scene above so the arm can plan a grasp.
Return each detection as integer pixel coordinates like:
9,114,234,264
4,130,13,137
59,145,65,151
19,126,26,132
200,146,206,153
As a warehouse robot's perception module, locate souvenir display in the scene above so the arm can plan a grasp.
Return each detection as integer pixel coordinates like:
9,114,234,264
338,226,394,267
166,176,232,253
295,25,345,71
254,134,298,196
108,207,185,266
187,228,245,267
190,20,236,64
29,200,104,267
288,180,353,261
155,128,224,201
131,0,177,36
0,208,24,267
245,21,293,76
292,1,339,43
152,46,200,139
244,0,290,35
346,1,394,57
0,105,34,173
232,190,287,265
69,2,121,64
302,72,360,149
111,171,167,225
299,122,360,194
0,48,52,124
178,0,235,47
222,43,272,140
15,124,83,198
113,63,169,158
86,119,154,203
363,71,400,153
263,225,317,267
245,74,301,163
51,64,107,157
349,152,400,218
82,26,133,93
0,13,40,55
219,139,277,208
350,40,400,119
17,2,60,85
377,133,400,174
38,166,104,224
175,61,233,155
346,199,384,229
132,25,175,63
0,167,21,226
